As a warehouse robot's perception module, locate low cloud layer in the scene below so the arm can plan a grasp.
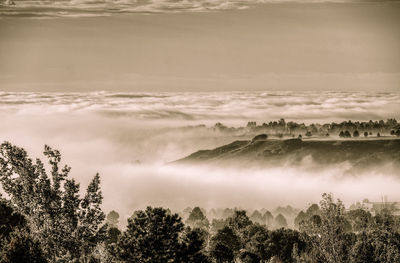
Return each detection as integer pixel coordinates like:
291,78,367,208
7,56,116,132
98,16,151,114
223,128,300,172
0,91,399,217
1,91,399,125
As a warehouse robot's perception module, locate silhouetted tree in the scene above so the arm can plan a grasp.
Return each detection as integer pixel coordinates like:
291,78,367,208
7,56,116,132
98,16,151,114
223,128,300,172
263,211,274,226
227,210,252,235
0,142,106,263
210,226,240,263
250,210,264,225
244,224,269,261
294,211,306,229
0,228,48,263
106,227,121,245
274,214,288,228
353,130,360,137
346,209,372,232
0,199,26,239
0,199,47,263
186,207,209,230
113,207,209,263
265,228,306,263
180,228,211,263
238,250,260,263
302,193,354,263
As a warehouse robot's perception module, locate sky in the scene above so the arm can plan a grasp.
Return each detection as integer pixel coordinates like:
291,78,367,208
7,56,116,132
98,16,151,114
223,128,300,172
0,1,399,92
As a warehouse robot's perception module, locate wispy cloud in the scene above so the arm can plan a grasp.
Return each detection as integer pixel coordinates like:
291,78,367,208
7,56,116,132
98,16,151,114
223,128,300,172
1,0,398,17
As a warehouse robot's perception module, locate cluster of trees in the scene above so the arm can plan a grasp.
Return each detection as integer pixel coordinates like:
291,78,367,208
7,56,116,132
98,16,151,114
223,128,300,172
183,206,298,230
338,130,374,138
1,142,400,263
213,119,400,138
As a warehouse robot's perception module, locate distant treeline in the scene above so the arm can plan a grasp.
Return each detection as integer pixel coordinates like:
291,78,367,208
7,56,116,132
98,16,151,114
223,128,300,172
1,142,400,263
212,118,400,138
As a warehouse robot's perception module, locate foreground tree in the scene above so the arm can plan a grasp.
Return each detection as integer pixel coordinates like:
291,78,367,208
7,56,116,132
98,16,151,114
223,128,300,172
112,206,209,263
0,199,47,263
350,209,400,263
301,193,354,263
266,228,306,263
0,227,47,263
0,142,106,263
210,226,240,263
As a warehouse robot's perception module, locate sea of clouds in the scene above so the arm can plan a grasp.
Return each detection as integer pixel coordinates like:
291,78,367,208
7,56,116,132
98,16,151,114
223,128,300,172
1,0,399,17
1,91,400,218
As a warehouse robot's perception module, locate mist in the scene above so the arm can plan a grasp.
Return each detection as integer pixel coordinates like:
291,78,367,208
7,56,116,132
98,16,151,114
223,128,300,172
1,91,399,220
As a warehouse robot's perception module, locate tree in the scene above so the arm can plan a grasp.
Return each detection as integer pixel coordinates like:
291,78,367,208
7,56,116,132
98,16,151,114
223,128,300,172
346,209,372,232
180,228,211,263
0,228,48,263
211,218,227,233
350,232,375,263
305,131,312,137
0,199,26,239
210,226,240,263
274,214,288,228
113,207,209,263
238,250,260,263
227,210,252,234
344,130,352,138
263,211,274,226
252,134,268,142
186,207,209,230
364,131,368,137
250,210,264,225
0,142,106,263
353,130,360,137
106,227,121,245
244,224,270,261
0,199,47,263
265,228,306,263
294,211,306,229
106,211,119,228
350,209,400,263
302,193,354,263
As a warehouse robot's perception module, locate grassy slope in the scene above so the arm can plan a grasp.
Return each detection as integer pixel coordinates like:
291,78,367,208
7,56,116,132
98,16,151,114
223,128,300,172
177,138,400,168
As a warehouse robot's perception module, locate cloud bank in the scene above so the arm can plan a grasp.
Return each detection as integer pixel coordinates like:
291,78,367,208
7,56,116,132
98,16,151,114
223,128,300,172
1,91,400,217
1,0,399,17
1,91,399,125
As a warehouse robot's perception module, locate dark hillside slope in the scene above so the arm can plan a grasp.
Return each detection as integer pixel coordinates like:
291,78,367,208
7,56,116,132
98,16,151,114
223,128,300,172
177,138,400,169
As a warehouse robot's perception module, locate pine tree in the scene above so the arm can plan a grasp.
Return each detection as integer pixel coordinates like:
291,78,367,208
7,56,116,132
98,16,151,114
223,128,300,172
112,206,209,263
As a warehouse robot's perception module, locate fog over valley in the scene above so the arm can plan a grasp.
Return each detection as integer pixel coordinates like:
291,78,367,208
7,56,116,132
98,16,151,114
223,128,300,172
1,91,399,219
